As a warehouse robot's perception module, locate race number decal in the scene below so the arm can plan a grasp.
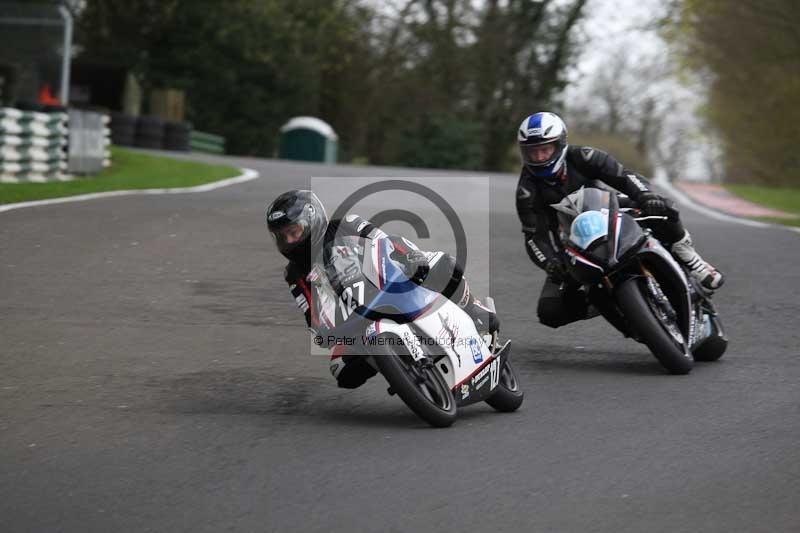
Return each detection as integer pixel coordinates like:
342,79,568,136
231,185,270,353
338,281,365,319
489,358,500,389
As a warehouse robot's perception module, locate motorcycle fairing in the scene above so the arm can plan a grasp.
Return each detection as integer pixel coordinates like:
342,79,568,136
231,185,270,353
570,210,609,249
361,237,441,319
635,237,695,349
369,298,492,385
342,238,498,404
369,302,504,406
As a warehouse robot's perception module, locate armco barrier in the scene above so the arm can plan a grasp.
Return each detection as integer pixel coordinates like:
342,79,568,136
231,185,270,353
190,130,225,154
0,107,111,183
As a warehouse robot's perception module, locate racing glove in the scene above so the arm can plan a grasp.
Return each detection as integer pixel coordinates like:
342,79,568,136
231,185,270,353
545,259,568,282
638,192,668,216
392,249,430,284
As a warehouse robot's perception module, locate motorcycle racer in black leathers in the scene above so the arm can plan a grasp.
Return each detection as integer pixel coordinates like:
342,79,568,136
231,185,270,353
267,189,498,388
515,111,724,329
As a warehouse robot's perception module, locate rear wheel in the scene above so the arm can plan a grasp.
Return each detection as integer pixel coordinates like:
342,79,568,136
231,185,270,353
485,360,524,412
616,278,693,374
372,334,457,428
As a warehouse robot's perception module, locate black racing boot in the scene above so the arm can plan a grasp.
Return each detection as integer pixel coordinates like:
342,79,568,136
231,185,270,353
462,297,500,336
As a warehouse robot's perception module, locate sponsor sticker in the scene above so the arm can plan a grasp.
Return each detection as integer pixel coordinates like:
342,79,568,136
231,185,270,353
627,174,649,191
268,210,285,221
527,239,547,262
437,313,459,347
471,358,500,391
295,293,309,313
461,384,470,400
471,360,491,386
468,337,483,364
403,331,423,360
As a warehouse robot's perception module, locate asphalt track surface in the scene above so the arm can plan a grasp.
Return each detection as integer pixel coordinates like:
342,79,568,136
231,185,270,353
2,153,799,533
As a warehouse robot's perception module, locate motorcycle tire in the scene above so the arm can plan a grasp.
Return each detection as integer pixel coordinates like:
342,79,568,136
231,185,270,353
616,278,693,375
485,359,524,412
372,333,457,428
693,315,727,361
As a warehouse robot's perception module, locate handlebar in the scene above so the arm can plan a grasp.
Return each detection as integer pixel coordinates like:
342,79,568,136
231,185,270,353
633,215,669,221
619,207,668,221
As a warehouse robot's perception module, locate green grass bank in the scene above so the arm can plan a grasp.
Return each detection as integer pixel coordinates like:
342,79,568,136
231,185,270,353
0,147,240,205
726,184,800,227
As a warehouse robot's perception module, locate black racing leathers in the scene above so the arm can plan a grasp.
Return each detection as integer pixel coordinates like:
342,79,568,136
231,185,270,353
516,145,686,328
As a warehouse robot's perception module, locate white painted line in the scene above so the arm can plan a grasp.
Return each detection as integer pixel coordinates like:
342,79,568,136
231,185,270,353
0,168,260,214
654,175,800,234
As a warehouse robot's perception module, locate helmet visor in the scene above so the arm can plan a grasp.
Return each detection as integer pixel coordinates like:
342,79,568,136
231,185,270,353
271,221,310,254
520,140,558,167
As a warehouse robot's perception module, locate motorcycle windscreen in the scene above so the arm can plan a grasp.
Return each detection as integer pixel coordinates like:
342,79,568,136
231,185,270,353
569,210,609,250
552,187,611,218
578,188,612,212
616,213,647,257
361,238,441,321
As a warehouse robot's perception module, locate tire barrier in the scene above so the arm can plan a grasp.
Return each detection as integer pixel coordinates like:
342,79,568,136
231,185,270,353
1,107,69,183
0,107,112,183
109,111,136,146
164,121,191,151
135,115,165,149
109,112,195,152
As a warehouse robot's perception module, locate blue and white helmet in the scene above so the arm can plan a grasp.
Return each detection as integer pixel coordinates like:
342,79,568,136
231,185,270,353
518,112,568,180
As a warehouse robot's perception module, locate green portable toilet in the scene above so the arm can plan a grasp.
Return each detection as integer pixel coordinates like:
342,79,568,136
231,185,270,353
278,116,338,163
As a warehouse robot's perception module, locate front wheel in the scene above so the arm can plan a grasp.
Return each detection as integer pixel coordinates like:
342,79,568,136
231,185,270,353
693,314,727,362
615,278,693,375
372,334,457,428
485,359,524,412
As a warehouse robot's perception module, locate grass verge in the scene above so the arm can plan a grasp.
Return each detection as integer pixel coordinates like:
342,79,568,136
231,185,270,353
751,216,800,227
725,184,800,227
726,184,800,215
0,147,240,205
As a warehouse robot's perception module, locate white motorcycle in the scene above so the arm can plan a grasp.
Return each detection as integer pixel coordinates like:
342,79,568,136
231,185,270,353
315,235,523,427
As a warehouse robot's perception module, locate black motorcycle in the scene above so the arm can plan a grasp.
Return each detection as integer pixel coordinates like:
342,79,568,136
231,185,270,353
550,187,727,374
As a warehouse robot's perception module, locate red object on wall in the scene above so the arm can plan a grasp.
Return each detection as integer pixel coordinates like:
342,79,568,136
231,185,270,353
38,84,61,105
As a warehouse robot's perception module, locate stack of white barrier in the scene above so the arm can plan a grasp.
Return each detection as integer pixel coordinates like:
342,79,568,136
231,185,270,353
0,107,69,183
67,109,111,175
102,114,111,168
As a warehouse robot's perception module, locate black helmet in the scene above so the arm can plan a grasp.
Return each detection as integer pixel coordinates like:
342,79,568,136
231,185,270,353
266,190,328,264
